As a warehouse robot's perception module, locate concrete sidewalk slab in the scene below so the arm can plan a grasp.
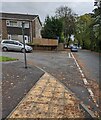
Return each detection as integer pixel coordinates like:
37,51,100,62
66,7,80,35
8,72,85,119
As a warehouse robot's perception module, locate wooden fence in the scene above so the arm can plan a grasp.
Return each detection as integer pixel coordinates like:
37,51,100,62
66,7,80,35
32,38,58,46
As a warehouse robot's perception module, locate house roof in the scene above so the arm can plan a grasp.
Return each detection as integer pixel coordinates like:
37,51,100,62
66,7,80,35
0,12,42,26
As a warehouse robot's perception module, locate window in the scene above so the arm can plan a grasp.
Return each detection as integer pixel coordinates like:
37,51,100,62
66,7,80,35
18,43,22,46
6,20,17,27
6,20,29,28
2,41,9,44
14,42,19,45
3,41,14,44
6,20,10,26
24,36,27,40
10,21,17,27
8,35,11,39
17,21,22,27
24,22,29,28
8,41,14,44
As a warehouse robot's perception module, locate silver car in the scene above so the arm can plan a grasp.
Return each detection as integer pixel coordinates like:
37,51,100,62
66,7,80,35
1,39,33,52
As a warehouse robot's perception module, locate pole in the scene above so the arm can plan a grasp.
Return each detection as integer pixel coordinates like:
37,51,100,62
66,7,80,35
22,22,27,69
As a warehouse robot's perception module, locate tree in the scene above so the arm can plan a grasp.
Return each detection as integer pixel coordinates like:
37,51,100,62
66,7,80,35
93,1,101,51
55,6,76,46
75,14,94,49
41,16,63,42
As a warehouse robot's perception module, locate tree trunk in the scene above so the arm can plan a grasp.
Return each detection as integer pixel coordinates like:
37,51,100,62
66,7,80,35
67,34,71,47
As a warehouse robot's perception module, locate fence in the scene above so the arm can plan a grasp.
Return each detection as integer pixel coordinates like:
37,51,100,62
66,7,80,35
32,38,58,46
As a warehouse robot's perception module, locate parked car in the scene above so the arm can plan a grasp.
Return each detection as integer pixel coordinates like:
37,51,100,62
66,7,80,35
1,39,33,52
71,46,78,52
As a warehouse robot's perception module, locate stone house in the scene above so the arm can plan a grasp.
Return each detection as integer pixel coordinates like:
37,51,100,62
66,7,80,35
0,12,42,43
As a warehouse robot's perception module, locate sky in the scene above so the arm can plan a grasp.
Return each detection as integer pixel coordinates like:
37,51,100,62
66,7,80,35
0,0,95,23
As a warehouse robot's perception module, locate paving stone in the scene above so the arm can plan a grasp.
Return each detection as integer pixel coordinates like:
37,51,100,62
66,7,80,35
42,91,53,97
44,86,54,92
37,96,51,104
51,98,64,106
35,103,49,113
8,72,85,118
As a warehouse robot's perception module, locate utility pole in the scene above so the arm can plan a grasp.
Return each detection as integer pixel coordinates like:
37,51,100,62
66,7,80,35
22,21,27,69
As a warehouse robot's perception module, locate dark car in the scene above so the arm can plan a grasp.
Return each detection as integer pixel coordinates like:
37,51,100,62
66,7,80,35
71,46,78,52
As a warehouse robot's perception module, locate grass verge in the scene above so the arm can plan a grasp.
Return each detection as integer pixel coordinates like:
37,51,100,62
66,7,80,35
0,56,17,62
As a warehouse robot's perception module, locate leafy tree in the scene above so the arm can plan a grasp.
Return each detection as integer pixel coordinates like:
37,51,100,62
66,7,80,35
75,14,94,49
55,6,76,46
41,15,63,42
92,1,101,51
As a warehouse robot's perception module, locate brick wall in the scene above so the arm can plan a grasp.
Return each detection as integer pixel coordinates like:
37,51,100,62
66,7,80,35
32,20,35,38
35,18,42,38
0,20,2,34
2,20,8,39
0,20,2,41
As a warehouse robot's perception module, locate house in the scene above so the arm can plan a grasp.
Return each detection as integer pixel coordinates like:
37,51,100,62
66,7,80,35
0,12,42,43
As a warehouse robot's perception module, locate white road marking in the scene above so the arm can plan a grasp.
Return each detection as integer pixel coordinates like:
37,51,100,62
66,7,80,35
68,53,71,58
81,73,85,78
71,52,74,59
78,67,81,70
96,103,99,107
80,69,83,73
76,64,79,68
83,78,88,85
70,52,98,108
87,88,94,97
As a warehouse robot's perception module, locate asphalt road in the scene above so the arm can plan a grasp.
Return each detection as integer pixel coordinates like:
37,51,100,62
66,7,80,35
73,50,99,83
1,50,100,117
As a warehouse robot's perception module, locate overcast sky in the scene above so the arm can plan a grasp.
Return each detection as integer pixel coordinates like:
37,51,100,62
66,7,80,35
1,0,95,23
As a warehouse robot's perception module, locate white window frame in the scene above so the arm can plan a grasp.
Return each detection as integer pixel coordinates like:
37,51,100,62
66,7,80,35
8,34,11,39
6,20,10,26
10,21,17,27
24,22,29,28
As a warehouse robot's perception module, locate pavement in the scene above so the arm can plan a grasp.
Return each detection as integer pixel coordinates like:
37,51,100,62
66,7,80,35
2,61,44,119
2,60,85,119
7,73,84,119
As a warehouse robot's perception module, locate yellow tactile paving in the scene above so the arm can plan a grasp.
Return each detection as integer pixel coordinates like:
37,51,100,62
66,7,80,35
42,91,53,97
8,72,84,118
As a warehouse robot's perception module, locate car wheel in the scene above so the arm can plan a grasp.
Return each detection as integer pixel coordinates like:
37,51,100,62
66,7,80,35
2,47,8,52
21,48,26,53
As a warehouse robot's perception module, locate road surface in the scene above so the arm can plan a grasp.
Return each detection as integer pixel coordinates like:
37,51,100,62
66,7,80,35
73,50,99,83
1,50,100,117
